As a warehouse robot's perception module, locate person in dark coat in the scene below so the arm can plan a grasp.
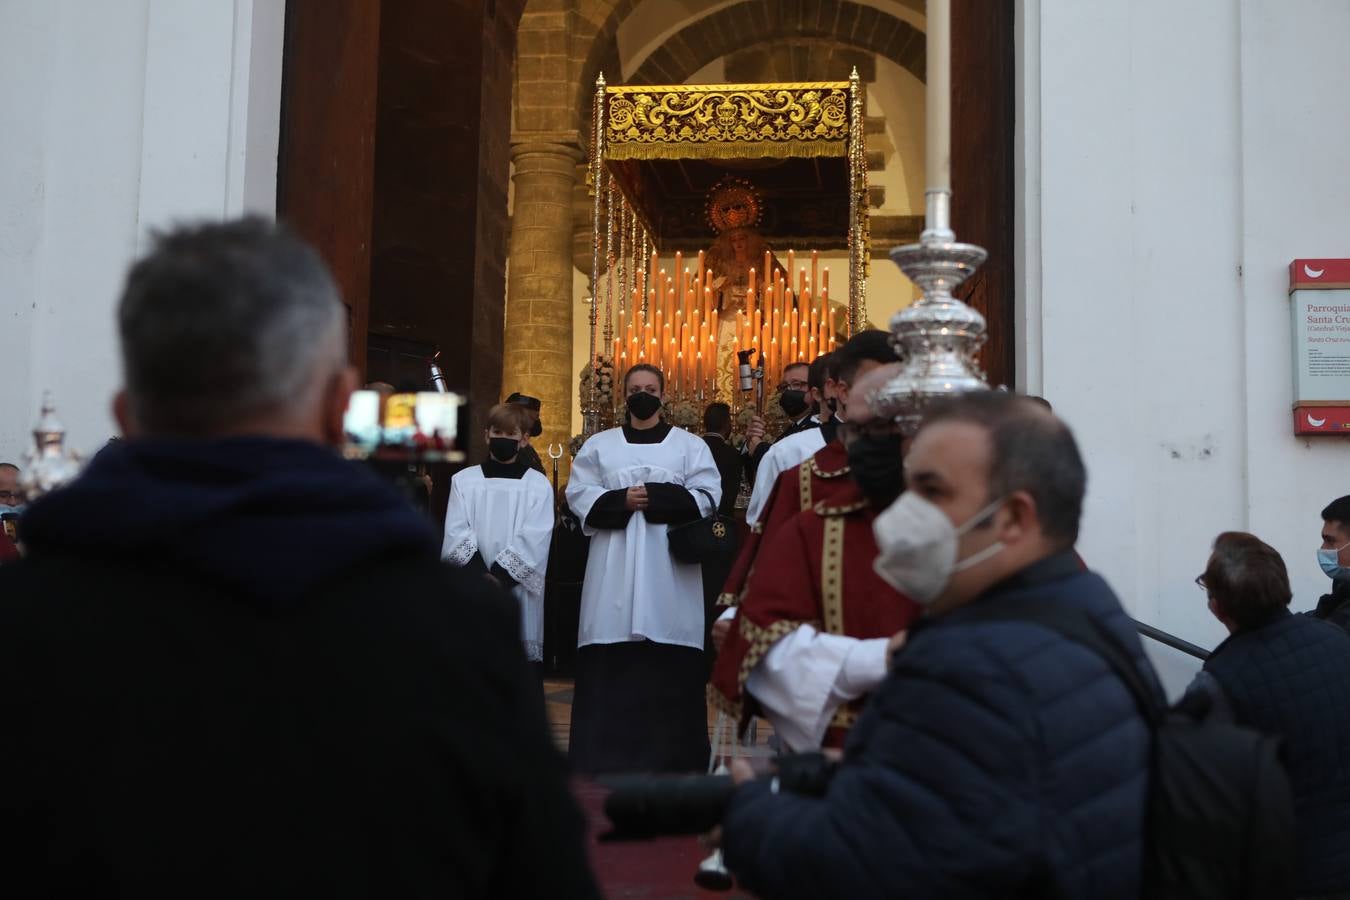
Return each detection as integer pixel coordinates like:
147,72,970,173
0,219,598,900
701,402,743,518
722,391,1159,900
1183,531,1350,898
505,392,547,474
700,402,743,661
1313,495,1350,631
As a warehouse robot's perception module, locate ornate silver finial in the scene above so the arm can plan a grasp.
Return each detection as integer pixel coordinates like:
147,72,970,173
872,218,990,433
21,392,83,500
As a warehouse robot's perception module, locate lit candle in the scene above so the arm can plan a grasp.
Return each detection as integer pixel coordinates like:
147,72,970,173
808,292,819,351
747,268,756,323
696,250,705,295
674,252,684,306
811,251,819,302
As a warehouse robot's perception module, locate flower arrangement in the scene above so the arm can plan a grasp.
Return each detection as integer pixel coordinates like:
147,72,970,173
664,398,701,431
568,433,590,459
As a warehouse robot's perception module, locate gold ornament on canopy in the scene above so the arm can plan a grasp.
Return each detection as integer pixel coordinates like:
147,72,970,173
605,83,850,161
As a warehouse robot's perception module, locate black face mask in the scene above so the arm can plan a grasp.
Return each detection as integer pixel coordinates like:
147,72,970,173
847,433,905,508
528,418,543,438
826,396,839,416
626,391,663,421
779,389,809,418
488,437,521,462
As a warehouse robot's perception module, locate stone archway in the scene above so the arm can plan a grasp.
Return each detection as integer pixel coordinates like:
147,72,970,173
625,0,924,87
505,0,1014,446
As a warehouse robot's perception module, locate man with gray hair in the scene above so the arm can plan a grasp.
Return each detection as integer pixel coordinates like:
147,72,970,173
723,391,1160,899
0,219,599,899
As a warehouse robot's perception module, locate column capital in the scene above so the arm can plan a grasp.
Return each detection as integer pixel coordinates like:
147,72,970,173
510,134,584,164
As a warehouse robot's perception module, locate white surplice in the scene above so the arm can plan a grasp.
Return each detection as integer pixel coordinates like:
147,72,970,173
745,427,826,527
441,465,554,661
566,425,721,650
745,626,890,751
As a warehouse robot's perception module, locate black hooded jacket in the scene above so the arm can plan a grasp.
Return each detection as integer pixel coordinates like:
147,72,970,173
1312,577,1350,632
0,437,598,899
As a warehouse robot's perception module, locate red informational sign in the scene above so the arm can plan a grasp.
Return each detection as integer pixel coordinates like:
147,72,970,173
1294,405,1350,436
1290,259,1350,290
1289,259,1350,436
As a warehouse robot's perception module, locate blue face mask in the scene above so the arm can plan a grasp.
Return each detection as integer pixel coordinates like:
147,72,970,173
1318,542,1350,580
0,504,24,517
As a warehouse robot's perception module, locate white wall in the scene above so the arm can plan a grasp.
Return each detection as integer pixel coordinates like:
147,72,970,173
1019,0,1350,662
0,0,285,463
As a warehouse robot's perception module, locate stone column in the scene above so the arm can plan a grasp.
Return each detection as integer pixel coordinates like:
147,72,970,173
503,139,583,481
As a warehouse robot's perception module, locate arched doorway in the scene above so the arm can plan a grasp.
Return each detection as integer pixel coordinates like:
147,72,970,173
505,0,1014,443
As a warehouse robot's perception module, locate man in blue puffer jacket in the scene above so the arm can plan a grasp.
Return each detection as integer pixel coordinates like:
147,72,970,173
722,391,1161,900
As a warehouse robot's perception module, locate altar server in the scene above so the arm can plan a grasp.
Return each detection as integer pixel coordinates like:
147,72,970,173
566,364,722,774
744,330,896,527
442,403,554,662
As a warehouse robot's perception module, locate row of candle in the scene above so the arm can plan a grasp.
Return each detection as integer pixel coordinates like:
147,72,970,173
606,248,837,400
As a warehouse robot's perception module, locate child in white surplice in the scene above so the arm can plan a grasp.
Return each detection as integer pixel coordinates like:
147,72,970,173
442,403,555,662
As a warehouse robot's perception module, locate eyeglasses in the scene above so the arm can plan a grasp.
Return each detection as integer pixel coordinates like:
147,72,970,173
784,379,810,392
0,491,19,503
1194,574,1208,592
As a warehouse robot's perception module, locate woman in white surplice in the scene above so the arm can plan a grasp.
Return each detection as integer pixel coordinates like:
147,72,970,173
566,364,722,774
442,403,554,662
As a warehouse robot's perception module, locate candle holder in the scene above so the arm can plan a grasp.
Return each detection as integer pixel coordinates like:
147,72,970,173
21,393,83,501
871,192,990,432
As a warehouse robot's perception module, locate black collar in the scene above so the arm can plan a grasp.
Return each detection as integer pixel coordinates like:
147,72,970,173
1206,607,1291,662
481,459,528,479
983,550,1083,597
623,422,673,444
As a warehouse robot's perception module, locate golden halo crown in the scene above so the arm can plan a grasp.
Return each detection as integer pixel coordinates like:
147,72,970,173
704,176,763,234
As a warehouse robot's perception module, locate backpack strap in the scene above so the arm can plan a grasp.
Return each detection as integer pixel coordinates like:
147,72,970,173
959,594,1164,728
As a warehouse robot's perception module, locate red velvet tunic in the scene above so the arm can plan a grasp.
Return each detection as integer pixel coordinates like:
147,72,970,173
710,481,920,748
716,440,853,607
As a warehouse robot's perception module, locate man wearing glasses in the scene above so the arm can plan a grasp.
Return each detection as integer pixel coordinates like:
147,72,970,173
0,463,21,561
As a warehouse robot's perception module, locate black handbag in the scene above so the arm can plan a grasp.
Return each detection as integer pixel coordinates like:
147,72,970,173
666,488,735,565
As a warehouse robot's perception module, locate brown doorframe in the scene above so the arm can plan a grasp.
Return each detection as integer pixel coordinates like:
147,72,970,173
275,0,382,377
952,0,1015,389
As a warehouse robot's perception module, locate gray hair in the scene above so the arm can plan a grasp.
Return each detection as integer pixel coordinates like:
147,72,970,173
118,217,346,435
919,391,1087,546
